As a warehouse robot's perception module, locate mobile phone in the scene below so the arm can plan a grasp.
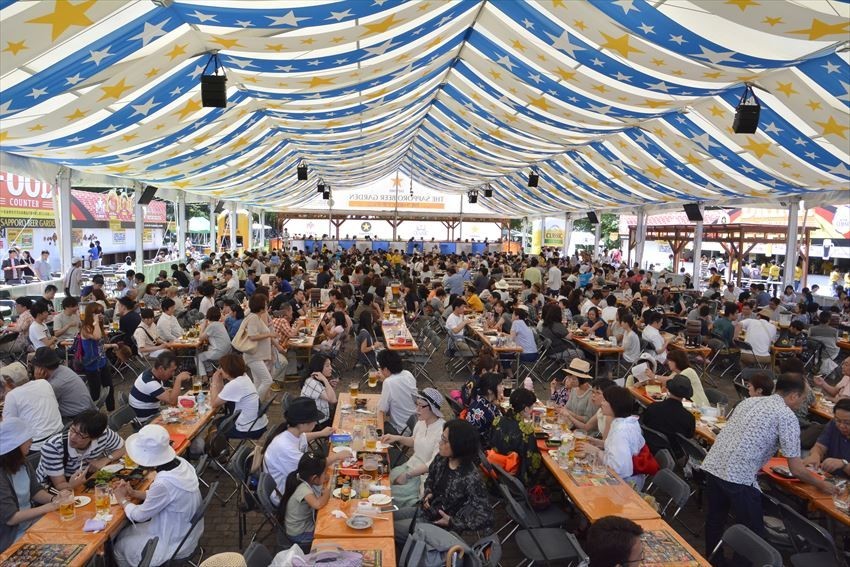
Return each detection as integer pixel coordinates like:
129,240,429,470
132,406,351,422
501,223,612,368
771,466,795,479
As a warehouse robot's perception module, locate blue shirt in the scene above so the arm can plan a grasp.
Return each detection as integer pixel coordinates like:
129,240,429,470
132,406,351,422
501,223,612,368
578,272,592,287
816,421,850,475
245,279,256,297
444,273,465,296
225,316,242,339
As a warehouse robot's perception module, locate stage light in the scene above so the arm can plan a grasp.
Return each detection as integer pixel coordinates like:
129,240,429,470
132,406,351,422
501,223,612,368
527,170,539,187
297,162,308,181
200,52,227,108
484,184,493,197
733,84,760,134
468,190,478,204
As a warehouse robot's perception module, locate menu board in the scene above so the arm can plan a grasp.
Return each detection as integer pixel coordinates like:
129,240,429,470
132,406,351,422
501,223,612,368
4,543,86,566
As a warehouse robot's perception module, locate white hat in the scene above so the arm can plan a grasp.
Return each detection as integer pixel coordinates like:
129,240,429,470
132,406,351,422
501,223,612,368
125,424,176,467
0,362,29,386
563,358,593,381
0,417,31,454
495,279,509,290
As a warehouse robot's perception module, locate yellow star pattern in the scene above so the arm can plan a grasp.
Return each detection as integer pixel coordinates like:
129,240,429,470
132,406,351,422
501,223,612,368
28,124,45,132
741,137,776,159
806,100,822,111
788,18,850,40
26,0,96,41
210,36,242,49
708,105,725,117
302,76,336,88
84,144,108,155
599,33,644,58
762,16,783,26
176,99,202,120
145,68,159,79
815,116,849,139
645,165,665,179
64,108,86,121
363,14,400,35
528,95,551,112
554,67,576,81
3,40,27,55
98,78,134,101
725,0,759,10
775,82,798,98
165,43,188,60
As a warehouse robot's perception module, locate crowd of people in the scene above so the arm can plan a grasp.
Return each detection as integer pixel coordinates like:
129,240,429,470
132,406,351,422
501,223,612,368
0,243,849,566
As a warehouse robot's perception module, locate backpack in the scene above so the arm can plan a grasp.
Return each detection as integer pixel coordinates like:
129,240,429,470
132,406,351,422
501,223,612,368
398,511,501,567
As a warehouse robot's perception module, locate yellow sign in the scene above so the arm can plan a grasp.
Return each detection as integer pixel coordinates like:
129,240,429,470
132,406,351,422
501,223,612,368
143,229,153,244
109,220,122,232
6,228,33,249
543,227,564,247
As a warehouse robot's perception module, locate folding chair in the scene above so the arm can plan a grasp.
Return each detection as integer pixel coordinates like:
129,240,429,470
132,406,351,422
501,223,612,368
643,468,697,535
255,472,294,549
166,481,218,566
708,524,783,567
205,410,242,503
491,462,569,543
243,542,273,567
108,404,140,434
138,537,159,567
777,501,844,567
676,432,708,507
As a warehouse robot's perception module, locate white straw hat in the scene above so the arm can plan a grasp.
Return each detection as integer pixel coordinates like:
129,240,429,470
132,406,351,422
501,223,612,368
125,424,176,467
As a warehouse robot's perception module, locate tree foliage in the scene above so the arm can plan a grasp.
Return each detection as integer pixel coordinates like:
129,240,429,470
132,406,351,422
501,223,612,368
572,213,620,250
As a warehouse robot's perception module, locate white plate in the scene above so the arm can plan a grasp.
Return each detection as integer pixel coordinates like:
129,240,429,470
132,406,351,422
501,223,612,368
74,496,91,508
332,446,353,454
101,464,124,474
368,494,392,506
332,488,342,498
346,515,374,530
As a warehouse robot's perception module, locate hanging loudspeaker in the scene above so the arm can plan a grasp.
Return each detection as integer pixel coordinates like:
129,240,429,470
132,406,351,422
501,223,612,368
201,75,227,108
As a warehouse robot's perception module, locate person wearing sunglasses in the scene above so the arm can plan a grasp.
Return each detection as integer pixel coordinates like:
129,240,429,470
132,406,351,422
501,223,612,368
35,410,125,491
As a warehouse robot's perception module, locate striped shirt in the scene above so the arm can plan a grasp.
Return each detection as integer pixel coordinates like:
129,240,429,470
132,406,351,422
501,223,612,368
36,428,123,484
129,370,166,421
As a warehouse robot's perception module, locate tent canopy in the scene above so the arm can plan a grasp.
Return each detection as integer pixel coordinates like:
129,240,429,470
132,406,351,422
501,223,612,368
0,1,847,216
187,216,210,232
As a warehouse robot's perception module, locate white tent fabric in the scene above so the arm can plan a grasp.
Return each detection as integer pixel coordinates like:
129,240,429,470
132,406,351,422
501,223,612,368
187,216,209,232
0,0,848,216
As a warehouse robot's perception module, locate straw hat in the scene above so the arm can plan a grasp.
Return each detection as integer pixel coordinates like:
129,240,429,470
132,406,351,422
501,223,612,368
563,358,593,380
199,553,247,567
125,424,176,467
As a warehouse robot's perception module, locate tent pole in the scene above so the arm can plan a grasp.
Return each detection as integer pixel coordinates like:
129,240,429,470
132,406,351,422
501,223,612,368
783,198,800,287
134,186,145,273
229,203,237,252
593,212,603,261
209,199,217,252
692,207,704,288
177,191,186,261
56,168,73,274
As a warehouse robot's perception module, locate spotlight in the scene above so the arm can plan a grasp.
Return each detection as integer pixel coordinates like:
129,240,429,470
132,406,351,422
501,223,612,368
297,162,308,181
200,52,227,108
484,184,493,197
467,190,478,204
733,84,760,134
527,170,539,187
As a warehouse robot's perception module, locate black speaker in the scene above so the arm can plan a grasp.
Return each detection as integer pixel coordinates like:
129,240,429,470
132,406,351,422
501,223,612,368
138,186,157,205
683,203,703,222
201,75,227,108
587,211,599,224
527,172,539,187
733,85,759,134
484,187,493,197
322,191,330,200
213,201,224,214
317,182,326,193
468,192,478,204
297,163,308,181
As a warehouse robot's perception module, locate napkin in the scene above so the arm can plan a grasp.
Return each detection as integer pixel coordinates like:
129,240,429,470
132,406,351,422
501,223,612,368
331,510,347,519
83,518,107,532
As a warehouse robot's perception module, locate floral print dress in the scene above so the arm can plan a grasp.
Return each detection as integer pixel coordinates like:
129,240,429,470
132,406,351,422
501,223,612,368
465,395,501,447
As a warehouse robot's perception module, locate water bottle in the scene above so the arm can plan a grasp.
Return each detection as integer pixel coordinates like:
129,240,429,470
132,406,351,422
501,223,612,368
523,377,534,392
196,392,207,412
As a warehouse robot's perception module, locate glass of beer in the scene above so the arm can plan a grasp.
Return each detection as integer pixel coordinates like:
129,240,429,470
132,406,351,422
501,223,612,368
546,402,556,419
365,435,377,451
95,484,111,517
340,483,351,502
349,383,359,398
58,489,76,521
367,371,379,388
123,453,136,469
573,431,587,457
359,475,372,499
192,376,202,395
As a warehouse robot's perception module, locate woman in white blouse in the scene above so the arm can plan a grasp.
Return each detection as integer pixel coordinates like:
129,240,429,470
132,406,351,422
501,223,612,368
381,388,446,508
588,385,647,490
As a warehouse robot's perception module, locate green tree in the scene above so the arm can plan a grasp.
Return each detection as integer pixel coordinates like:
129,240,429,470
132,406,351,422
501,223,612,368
572,213,620,250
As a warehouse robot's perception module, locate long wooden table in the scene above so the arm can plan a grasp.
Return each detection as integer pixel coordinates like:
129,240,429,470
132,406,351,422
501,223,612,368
467,318,523,354
314,393,395,540
536,439,660,522
311,537,396,566
810,400,835,421
0,404,217,566
572,335,623,377
761,457,842,528
381,315,419,352
634,518,711,566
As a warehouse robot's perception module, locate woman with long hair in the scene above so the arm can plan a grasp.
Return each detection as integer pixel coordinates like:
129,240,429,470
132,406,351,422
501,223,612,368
299,354,338,427
80,302,116,410
489,389,542,485
464,373,503,446
210,354,269,439
357,310,382,369
241,294,278,400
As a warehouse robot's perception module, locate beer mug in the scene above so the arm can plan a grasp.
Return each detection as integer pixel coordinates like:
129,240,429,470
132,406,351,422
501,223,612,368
58,489,76,521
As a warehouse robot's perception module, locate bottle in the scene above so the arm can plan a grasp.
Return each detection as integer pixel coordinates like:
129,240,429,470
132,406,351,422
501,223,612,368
196,392,206,412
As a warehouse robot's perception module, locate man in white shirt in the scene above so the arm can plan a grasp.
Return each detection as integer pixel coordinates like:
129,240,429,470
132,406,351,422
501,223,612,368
739,312,777,364
33,250,53,281
546,259,561,297
28,303,58,350
445,298,472,354
1,361,63,451
134,308,169,359
222,269,239,298
641,311,668,365
156,298,184,343
376,350,418,435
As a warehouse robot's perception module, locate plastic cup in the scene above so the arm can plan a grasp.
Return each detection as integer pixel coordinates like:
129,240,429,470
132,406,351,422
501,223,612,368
95,484,111,517
349,383,359,398
359,475,372,499
367,372,379,388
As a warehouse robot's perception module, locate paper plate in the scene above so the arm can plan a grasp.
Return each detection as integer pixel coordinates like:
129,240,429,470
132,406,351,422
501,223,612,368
74,496,91,508
332,446,353,454
101,464,124,474
346,515,374,530
368,494,392,506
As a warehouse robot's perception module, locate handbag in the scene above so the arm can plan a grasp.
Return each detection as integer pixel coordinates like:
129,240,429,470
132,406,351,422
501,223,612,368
632,443,660,475
484,449,520,477
291,543,364,567
231,316,258,353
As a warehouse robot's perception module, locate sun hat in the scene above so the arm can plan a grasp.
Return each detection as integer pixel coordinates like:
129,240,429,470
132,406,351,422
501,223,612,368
31,347,62,368
413,387,444,419
72,257,82,265
0,417,32,455
199,553,247,567
125,424,176,467
0,362,29,386
563,358,593,380
495,279,509,290
666,374,694,400
284,396,324,425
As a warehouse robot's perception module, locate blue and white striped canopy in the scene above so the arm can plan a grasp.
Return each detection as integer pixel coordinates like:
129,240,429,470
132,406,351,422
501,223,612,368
1,0,848,215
